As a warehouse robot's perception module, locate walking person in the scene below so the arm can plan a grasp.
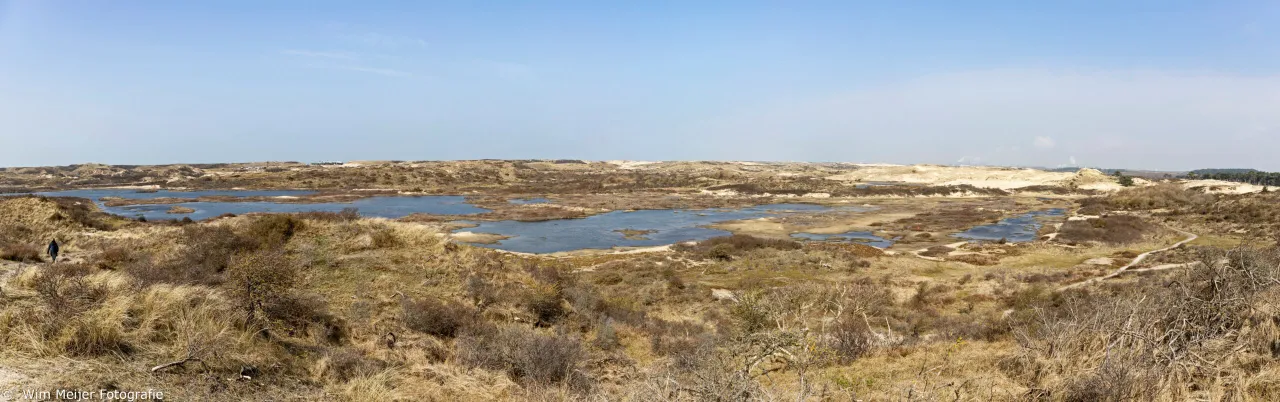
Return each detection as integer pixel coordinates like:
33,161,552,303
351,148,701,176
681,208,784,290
47,239,59,263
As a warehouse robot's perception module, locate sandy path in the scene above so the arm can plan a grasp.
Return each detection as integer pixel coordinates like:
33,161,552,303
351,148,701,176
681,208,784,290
1058,228,1198,291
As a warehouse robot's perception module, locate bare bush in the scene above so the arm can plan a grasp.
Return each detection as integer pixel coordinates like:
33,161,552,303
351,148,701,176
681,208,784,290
455,324,586,386
524,284,566,326
1009,246,1280,399
1056,215,1156,244
225,249,299,328
402,297,475,338
675,234,801,261
828,316,874,363
0,242,41,262
244,215,303,247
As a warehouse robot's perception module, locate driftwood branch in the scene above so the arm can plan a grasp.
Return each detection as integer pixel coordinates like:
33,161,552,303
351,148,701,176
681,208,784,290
150,355,203,373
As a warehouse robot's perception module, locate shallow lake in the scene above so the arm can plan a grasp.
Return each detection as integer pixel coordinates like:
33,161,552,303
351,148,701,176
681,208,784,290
457,203,856,254
35,189,489,221
34,189,888,253
790,231,895,248
953,208,1066,243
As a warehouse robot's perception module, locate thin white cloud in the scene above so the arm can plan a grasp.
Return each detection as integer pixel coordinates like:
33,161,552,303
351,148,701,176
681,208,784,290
1033,136,1056,149
328,65,412,77
282,49,357,60
342,32,426,49
476,60,534,80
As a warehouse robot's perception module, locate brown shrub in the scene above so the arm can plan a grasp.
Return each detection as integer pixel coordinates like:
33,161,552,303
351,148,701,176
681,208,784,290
31,264,105,317
1056,215,1155,245
370,227,399,248
225,249,299,327
524,285,567,326
947,253,999,266
828,316,874,363
919,245,954,257
402,297,476,338
93,246,137,270
317,349,386,383
129,225,255,286
0,242,41,262
41,196,117,231
244,215,303,247
455,324,586,386
1106,183,1214,210
464,274,499,310
675,234,801,260
263,294,347,344
593,318,621,350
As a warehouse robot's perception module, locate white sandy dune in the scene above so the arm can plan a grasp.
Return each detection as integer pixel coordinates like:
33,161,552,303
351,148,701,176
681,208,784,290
826,165,1123,191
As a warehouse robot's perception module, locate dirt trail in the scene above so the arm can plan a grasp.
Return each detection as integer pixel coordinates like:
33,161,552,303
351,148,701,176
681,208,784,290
1058,228,1198,291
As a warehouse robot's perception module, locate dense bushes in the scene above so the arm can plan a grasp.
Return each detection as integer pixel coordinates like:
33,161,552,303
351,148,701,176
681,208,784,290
675,234,802,260
1056,215,1156,244
401,297,475,338
1008,247,1280,399
0,242,41,262
1106,183,1214,211
455,324,586,387
245,215,303,247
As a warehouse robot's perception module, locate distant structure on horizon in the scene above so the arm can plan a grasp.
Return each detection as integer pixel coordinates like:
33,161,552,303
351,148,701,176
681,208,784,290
311,161,344,166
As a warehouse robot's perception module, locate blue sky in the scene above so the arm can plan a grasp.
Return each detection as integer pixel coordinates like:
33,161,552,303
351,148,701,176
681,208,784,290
2,1,1279,170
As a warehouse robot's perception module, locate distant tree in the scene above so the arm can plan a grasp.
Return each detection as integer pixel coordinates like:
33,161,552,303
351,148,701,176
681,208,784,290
1118,174,1135,187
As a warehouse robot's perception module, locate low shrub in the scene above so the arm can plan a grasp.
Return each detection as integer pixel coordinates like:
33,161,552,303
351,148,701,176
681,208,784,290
675,234,802,260
402,297,475,338
455,324,586,386
264,294,347,344
317,349,387,383
919,246,953,257
244,215,304,248
1057,215,1155,245
828,316,874,363
0,242,41,262
524,285,567,326
225,249,300,327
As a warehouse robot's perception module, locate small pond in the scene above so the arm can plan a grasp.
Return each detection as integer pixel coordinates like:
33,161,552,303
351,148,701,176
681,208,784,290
952,208,1066,243
35,189,489,221
457,203,853,254
790,231,895,249
509,197,550,204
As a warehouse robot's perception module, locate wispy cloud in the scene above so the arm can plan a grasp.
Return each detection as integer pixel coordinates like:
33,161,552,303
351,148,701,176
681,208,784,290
324,65,413,78
1033,136,1056,149
476,60,534,80
342,32,427,49
282,49,357,60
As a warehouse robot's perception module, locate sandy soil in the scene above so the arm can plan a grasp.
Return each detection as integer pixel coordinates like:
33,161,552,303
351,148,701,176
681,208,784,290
449,231,510,244
825,165,1123,191
1183,179,1271,194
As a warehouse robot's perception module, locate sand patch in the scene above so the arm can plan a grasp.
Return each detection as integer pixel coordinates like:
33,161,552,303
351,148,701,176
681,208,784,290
450,231,510,244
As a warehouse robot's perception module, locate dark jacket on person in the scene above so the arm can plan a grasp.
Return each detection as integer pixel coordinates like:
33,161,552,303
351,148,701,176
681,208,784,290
47,240,59,262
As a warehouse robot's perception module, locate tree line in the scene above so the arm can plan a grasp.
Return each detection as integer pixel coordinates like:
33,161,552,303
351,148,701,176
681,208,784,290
1185,169,1280,186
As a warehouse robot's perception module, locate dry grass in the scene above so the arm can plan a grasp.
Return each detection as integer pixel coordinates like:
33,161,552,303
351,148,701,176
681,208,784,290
1056,214,1158,245
2,182,1280,399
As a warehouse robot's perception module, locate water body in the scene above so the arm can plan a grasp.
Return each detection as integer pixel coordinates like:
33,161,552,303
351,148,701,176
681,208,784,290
953,208,1067,243
36,189,488,221
791,231,895,248
458,203,843,254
